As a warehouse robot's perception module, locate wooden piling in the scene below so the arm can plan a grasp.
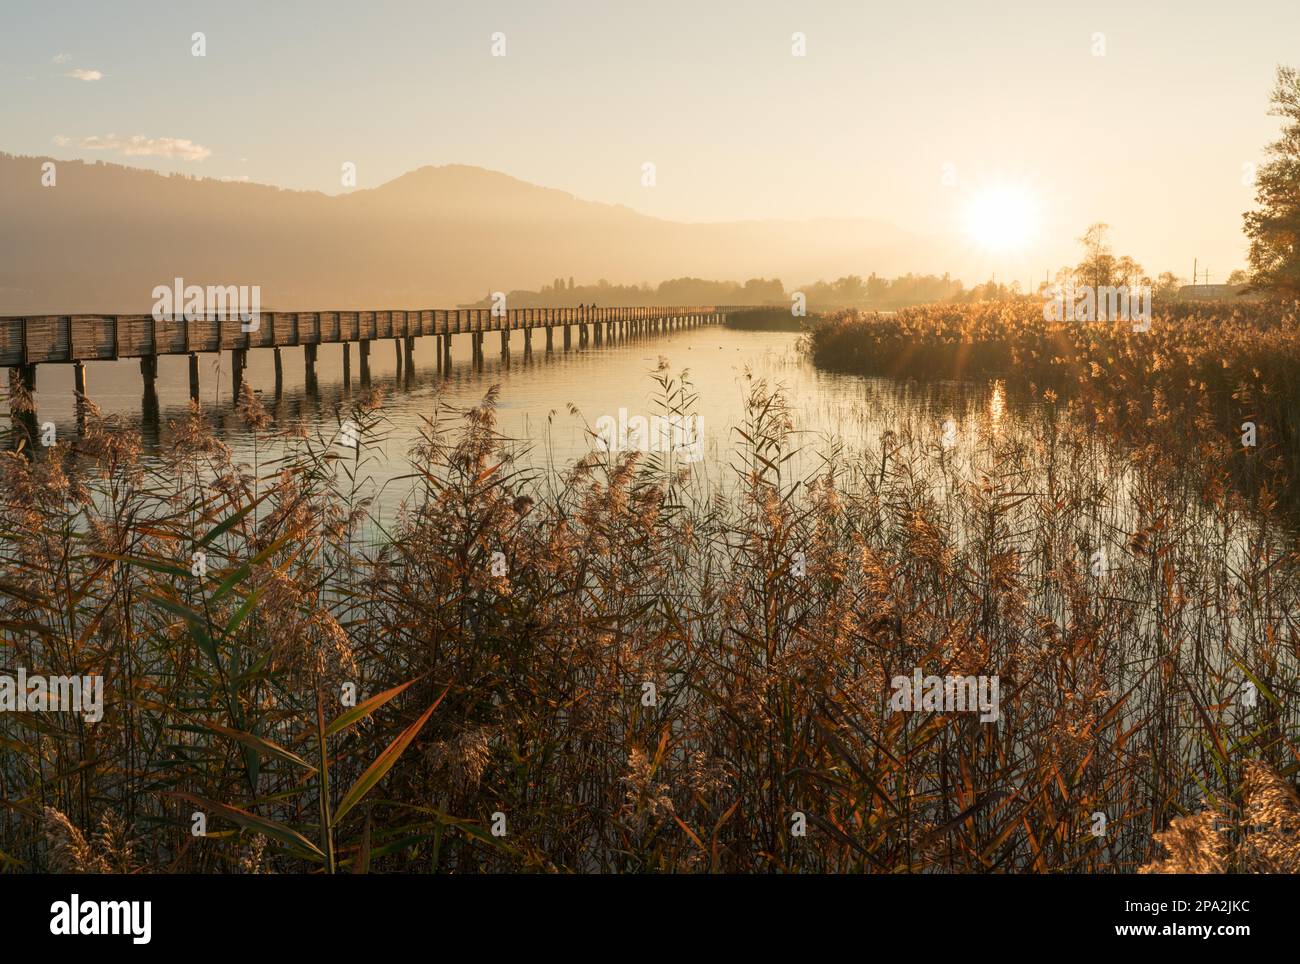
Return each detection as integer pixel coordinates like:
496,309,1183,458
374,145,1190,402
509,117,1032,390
8,366,36,444
229,350,244,397
69,360,86,432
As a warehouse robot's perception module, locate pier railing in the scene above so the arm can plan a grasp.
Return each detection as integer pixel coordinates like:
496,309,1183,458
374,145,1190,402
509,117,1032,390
0,305,738,367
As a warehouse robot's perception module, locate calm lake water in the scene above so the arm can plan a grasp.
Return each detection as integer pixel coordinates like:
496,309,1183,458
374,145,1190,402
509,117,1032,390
16,325,1007,519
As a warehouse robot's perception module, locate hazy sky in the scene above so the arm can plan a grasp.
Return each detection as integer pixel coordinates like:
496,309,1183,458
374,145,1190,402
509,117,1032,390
2,0,1295,287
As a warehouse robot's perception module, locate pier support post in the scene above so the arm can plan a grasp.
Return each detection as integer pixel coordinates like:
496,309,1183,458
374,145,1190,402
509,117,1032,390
524,328,532,354
188,352,200,401
304,344,317,388
404,335,415,371
546,327,553,351
140,355,158,426
73,361,88,432
342,342,351,387
141,353,160,394
359,339,371,385
500,329,510,355
563,325,571,349
443,334,452,369
393,338,402,379
8,366,37,445
228,349,244,397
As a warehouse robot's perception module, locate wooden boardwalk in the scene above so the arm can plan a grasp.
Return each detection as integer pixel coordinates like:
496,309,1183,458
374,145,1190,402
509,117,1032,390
0,305,736,411
0,305,733,367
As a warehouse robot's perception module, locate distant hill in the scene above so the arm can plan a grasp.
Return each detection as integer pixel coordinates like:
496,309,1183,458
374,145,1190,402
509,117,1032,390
0,153,931,314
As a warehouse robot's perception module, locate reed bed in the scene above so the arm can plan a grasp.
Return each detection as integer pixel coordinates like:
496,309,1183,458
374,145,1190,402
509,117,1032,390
809,300,1300,517
1,338,1298,873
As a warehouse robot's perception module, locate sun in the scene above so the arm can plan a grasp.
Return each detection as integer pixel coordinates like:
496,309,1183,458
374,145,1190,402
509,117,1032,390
964,184,1040,252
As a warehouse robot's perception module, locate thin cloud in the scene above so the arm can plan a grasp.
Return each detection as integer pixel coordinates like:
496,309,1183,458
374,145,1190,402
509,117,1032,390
51,53,70,64
66,68,103,81
70,134,212,161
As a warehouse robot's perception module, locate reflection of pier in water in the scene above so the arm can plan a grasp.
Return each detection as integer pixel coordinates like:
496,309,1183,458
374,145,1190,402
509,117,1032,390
1,305,735,435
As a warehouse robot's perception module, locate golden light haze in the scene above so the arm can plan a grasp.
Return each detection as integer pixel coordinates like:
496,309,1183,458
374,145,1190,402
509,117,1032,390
3,0,1296,287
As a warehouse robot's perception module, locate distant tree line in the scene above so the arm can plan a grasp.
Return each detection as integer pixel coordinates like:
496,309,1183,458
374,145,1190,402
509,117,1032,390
1045,222,1254,303
462,277,786,309
463,273,1047,311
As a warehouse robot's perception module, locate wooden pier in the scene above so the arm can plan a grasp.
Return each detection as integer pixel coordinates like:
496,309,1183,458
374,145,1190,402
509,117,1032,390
0,304,736,416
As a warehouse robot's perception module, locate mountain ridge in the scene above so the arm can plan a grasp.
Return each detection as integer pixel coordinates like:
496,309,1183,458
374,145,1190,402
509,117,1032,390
0,152,932,313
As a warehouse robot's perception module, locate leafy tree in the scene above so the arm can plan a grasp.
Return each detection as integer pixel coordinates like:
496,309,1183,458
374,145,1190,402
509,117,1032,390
1154,271,1183,300
1071,222,1144,289
1244,66,1300,298
1076,223,1116,287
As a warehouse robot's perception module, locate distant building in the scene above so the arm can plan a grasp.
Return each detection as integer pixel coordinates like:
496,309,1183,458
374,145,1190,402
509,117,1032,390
1176,283,1258,301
